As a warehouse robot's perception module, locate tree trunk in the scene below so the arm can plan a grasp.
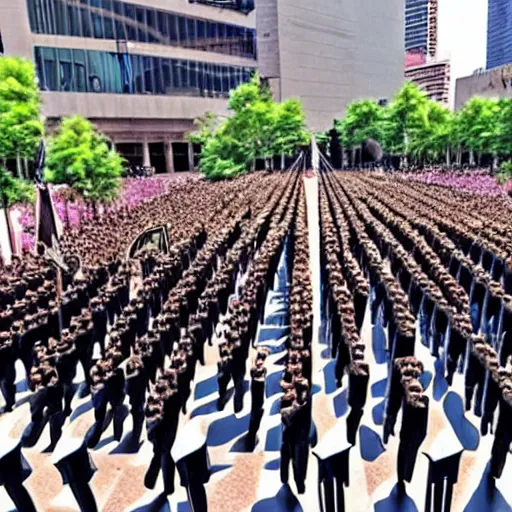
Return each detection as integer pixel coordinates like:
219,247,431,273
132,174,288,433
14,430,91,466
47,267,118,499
340,146,344,170
493,156,499,173
92,202,98,218
64,200,70,228
478,152,482,167
23,158,29,180
280,153,285,170
360,143,364,168
16,154,22,179
351,147,356,169
469,150,475,167
445,147,451,167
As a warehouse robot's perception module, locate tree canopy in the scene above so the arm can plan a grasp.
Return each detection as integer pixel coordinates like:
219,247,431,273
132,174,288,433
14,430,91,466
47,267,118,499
45,116,124,206
334,82,512,170
0,166,36,207
189,74,310,180
0,57,44,179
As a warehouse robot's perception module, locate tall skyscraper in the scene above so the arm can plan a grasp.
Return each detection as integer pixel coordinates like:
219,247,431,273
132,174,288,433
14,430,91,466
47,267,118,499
404,0,449,105
405,0,438,59
257,0,404,131
487,0,512,69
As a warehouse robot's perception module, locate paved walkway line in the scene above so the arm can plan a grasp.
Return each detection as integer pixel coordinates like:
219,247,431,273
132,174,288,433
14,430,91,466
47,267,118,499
303,175,322,375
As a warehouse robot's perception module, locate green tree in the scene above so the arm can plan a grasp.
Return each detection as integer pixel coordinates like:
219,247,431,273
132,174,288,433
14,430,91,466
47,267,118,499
0,57,44,179
409,102,454,165
190,74,309,179
0,166,35,207
45,116,124,223
385,82,429,165
457,97,500,166
336,100,384,166
493,98,512,168
339,100,384,146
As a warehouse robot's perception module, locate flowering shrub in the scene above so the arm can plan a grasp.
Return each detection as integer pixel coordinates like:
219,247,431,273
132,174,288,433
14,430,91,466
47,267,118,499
14,177,180,250
404,170,512,197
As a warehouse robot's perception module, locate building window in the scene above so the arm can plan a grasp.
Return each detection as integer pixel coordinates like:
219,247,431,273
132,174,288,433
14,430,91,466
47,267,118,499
73,49,87,92
124,4,137,41
34,46,254,97
102,0,115,39
80,0,92,38
187,0,254,14
26,0,256,60
113,1,126,40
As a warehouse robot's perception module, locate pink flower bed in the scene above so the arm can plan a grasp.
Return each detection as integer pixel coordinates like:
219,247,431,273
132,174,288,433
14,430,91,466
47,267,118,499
405,171,512,197
15,177,177,250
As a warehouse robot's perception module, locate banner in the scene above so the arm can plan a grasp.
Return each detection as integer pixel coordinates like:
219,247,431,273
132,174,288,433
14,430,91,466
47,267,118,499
35,184,61,250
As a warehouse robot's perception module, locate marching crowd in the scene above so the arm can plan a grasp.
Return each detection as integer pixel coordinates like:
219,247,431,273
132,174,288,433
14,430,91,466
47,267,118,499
4,164,512,512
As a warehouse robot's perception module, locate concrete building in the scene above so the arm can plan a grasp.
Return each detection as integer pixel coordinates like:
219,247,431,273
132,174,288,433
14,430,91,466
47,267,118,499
256,0,404,132
0,0,257,172
404,0,454,107
455,64,512,110
487,0,512,70
405,60,450,104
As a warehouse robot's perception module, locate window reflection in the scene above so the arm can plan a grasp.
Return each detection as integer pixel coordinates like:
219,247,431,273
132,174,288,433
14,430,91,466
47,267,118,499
34,46,254,97
80,0,92,38
27,0,257,60
188,0,254,14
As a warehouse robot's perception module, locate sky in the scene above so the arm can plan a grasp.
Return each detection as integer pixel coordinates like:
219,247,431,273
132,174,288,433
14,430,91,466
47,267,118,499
436,0,489,108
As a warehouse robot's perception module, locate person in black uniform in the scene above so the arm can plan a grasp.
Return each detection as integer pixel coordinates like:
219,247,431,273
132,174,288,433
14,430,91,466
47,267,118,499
86,348,126,448
144,375,180,495
125,354,148,446
0,331,16,413
246,348,268,450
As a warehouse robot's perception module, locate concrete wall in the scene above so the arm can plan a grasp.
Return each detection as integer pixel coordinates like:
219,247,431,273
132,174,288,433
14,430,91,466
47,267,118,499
258,0,404,132
256,0,281,85
0,0,33,58
42,91,229,121
353,0,404,103
455,66,512,109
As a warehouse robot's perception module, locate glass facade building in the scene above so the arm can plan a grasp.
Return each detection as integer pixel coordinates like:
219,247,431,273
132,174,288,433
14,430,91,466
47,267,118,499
405,0,429,54
26,0,257,60
188,0,254,14
34,46,254,96
487,0,512,69
6,0,256,172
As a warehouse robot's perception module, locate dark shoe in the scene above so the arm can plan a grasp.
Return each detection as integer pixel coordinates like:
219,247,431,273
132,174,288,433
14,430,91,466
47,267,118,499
144,458,160,490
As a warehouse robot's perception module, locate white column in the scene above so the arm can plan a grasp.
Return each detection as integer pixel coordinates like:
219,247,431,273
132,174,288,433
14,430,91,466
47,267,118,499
142,139,151,168
188,142,195,172
166,142,175,174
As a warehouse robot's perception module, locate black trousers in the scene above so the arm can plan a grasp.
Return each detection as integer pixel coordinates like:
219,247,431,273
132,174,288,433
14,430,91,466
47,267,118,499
0,358,16,411
86,381,125,448
280,427,309,494
247,380,265,449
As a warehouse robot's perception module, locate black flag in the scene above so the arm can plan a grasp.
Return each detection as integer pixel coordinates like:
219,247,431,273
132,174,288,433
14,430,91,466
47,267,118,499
34,140,60,250
35,184,59,250
34,140,46,184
